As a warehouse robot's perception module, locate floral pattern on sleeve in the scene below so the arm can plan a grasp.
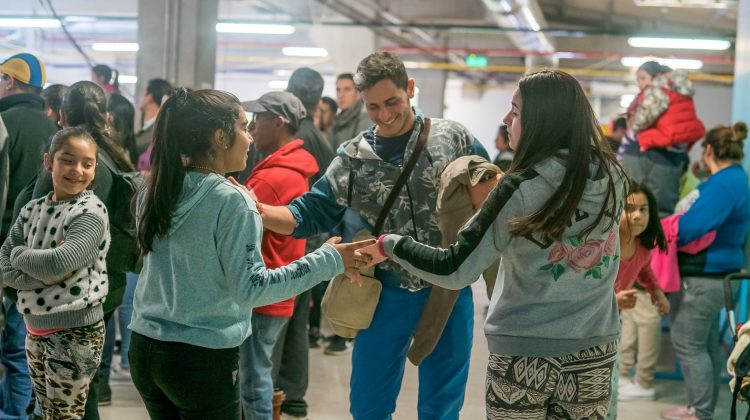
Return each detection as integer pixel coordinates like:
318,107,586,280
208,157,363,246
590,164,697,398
539,229,619,281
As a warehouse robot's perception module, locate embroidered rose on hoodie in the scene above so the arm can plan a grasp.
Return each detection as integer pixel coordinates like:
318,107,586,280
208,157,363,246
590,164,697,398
539,232,618,281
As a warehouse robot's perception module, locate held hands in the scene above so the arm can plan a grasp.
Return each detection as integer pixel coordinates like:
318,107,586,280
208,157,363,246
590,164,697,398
326,236,375,286
359,242,388,267
651,289,671,315
616,289,638,310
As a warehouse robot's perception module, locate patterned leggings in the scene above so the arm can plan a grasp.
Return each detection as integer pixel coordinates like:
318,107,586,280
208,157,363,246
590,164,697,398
26,321,105,420
486,340,617,420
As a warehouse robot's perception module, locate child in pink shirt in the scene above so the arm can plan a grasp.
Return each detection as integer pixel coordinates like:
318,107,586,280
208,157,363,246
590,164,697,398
615,183,670,408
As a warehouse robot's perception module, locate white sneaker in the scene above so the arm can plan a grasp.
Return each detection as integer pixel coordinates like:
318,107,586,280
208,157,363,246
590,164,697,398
110,365,132,382
618,379,655,401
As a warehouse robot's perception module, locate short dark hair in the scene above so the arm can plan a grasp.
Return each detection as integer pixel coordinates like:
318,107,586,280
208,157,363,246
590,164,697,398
41,84,66,113
287,67,324,112
320,96,337,114
146,78,173,106
613,117,627,132
638,61,671,78
353,52,408,92
337,73,354,82
627,182,667,252
92,64,112,82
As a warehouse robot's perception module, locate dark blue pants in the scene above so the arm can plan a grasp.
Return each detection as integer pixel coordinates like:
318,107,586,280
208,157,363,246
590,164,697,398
350,286,473,420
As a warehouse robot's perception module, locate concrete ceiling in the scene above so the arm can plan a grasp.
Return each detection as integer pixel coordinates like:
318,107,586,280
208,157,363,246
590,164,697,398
0,0,739,87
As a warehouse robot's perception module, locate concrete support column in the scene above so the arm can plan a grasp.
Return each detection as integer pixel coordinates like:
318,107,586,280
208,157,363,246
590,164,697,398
411,69,447,119
308,25,376,74
135,0,218,118
735,0,750,175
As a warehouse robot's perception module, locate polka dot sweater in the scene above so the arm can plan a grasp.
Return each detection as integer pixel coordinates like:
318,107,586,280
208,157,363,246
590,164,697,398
0,190,110,330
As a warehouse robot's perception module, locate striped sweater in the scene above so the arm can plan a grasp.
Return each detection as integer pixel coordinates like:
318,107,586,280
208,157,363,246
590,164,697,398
0,191,110,329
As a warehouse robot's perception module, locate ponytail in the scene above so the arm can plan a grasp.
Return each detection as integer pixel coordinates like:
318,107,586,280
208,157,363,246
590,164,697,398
137,88,242,253
63,81,134,171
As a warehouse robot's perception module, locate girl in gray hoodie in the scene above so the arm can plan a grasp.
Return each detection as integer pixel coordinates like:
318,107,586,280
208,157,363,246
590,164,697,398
368,70,627,419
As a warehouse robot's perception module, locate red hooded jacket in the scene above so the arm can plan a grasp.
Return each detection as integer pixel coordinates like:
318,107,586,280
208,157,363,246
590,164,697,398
246,139,319,317
629,71,705,151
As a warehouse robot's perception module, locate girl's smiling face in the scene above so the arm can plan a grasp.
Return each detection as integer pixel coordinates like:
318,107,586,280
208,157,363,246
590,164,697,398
45,137,97,201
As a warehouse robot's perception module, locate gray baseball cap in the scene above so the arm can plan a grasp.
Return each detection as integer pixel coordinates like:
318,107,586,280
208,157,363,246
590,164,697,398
242,91,307,130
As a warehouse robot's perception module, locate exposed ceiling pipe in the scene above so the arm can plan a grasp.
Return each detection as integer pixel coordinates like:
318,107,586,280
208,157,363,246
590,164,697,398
481,0,555,54
315,0,485,81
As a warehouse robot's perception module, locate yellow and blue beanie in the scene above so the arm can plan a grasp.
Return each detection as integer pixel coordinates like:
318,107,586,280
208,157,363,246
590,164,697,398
0,53,46,88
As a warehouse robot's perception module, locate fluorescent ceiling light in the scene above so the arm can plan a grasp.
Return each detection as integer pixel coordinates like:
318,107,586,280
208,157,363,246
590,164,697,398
268,80,288,89
0,18,60,28
119,75,137,84
216,23,295,35
64,16,97,23
621,56,703,70
92,42,139,52
633,0,736,9
620,94,635,108
272,69,293,77
520,7,541,31
281,47,328,57
628,37,730,50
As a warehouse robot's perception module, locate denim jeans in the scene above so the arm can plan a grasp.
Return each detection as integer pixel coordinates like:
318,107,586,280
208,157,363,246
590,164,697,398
119,272,138,368
0,298,32,420
670,277,732,420
239,314,289,419
271,290,311,417
350,286,473,420
130,332,240,420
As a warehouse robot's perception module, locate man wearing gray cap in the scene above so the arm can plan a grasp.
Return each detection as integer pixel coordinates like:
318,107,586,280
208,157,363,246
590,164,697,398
273,67,335,420
238,91,320,420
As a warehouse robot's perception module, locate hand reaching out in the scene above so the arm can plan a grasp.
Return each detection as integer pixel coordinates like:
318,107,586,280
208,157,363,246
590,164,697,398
359,242,388,267
616,289,638,310
326,236,375,285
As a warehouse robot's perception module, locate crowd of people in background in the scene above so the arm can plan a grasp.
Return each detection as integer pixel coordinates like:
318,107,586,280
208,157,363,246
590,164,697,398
0,49,748,420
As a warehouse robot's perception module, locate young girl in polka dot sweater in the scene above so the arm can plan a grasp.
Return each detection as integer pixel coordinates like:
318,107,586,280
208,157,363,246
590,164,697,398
0,126,110,419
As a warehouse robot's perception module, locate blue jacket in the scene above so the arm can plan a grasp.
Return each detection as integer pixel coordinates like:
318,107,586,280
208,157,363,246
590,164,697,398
678,164,750,276
129,172,343,349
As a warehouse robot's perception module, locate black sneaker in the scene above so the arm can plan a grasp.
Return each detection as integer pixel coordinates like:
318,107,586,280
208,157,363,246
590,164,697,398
324,336,352,356
98,381,112,406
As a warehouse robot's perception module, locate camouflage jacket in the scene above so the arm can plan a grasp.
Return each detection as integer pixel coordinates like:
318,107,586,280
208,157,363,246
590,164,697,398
326,114,475,290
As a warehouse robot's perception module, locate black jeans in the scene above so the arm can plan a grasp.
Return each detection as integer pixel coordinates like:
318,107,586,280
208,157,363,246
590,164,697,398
129,332,240,420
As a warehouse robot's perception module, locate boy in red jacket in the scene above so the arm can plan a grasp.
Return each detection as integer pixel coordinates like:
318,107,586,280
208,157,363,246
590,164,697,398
239,91,319,418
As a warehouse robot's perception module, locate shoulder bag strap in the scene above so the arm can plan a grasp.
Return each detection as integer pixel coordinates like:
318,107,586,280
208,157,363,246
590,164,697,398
371,118,431,236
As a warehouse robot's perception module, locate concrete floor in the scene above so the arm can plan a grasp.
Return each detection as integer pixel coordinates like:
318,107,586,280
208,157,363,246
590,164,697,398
98,282,747,419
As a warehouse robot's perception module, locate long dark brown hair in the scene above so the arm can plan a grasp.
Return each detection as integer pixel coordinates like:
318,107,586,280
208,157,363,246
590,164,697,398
136,89,242,253
507,69,626,241
63,81,133,171
627,182,667,251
